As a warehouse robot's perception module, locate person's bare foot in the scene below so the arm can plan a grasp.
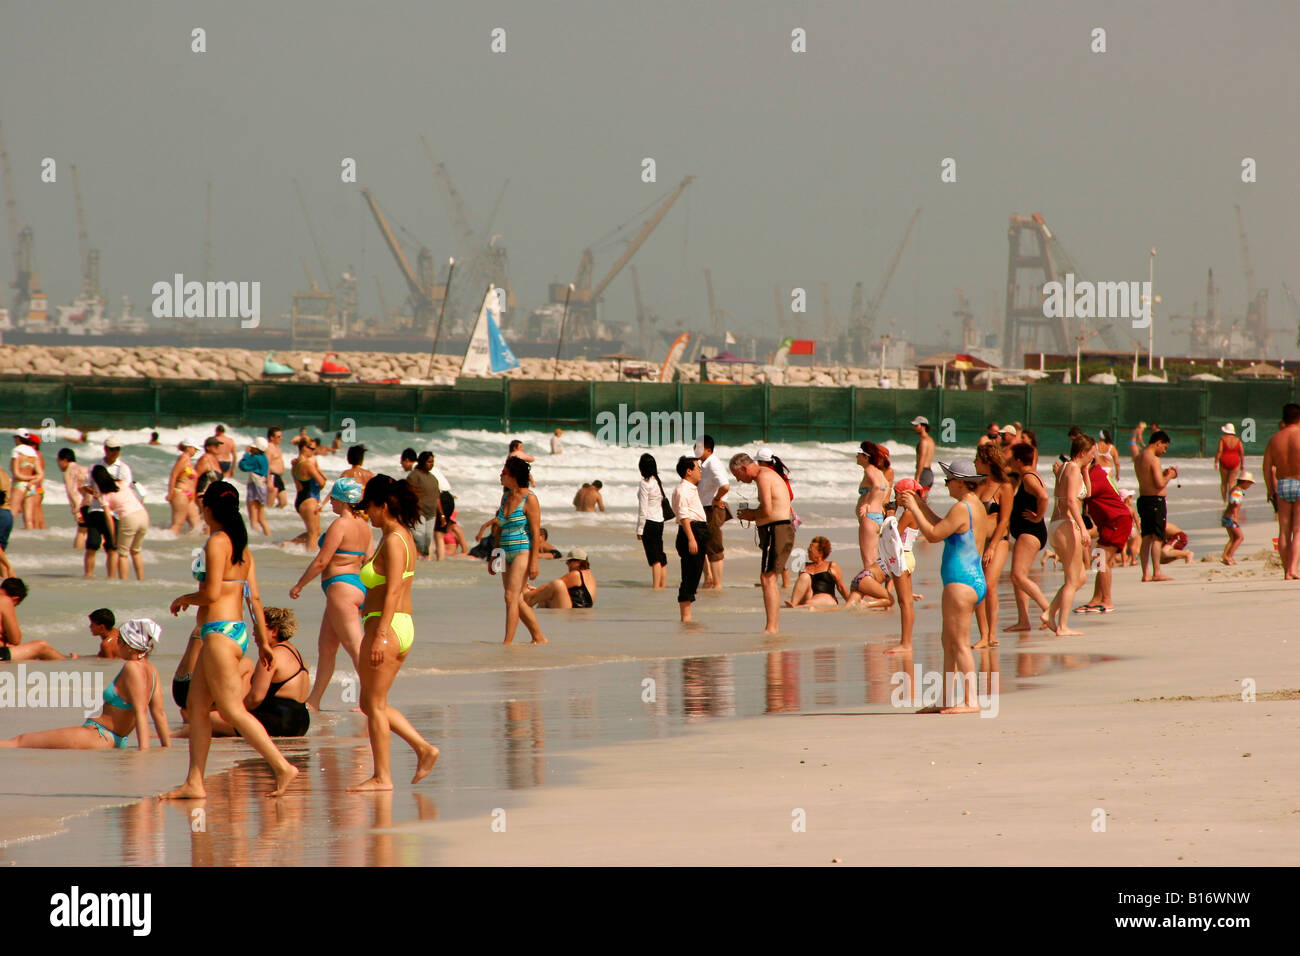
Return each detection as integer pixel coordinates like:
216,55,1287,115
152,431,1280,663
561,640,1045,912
987,638,999,646
269,763,299,797
159,781,206,800
1054,626,1083,636
883,643,912,655
971,638,992,649
530,634,548,645
1038,612,1053,630
762,627,779,635
940,704,981,714
412,745,439,784
348,776,393,792
916,705,942,714
1150,573,1173,581
1004,622,1030,632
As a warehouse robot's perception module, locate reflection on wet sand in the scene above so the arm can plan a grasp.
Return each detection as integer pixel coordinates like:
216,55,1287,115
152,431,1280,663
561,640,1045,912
5,643,1115,866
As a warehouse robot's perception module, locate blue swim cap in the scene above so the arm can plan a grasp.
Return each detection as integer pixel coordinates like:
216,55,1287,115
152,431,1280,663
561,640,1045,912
330,476,364,504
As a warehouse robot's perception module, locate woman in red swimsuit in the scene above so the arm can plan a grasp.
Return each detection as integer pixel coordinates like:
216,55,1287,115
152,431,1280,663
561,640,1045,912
1214,423,1244,502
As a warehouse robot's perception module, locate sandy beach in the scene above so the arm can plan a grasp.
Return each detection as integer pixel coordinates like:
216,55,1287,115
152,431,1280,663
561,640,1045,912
0,424,1292,865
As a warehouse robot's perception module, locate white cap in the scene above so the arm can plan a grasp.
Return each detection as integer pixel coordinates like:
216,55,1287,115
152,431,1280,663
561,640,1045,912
103,434,123,448
755,445,775,463
1221,423,1235,434
253,436,269,451
910,416,929,426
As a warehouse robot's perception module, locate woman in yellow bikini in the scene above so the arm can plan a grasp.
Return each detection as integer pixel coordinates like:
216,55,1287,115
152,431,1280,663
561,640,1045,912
160,481,298,799
351,475,439,791
166,439,201,533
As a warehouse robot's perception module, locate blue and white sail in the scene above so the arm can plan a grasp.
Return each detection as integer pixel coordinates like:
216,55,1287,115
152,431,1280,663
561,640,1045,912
460,286,519,377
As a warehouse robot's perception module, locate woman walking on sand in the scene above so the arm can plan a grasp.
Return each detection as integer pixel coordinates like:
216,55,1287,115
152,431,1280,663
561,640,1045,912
1003,443,1052,632
349,476,439,789
290,477,373,710
166,440,202,533
973,444,1013,648
855,441,889,573
161,482,298,799
897,460,991,713
492,457,547,645
1043,434,1094,636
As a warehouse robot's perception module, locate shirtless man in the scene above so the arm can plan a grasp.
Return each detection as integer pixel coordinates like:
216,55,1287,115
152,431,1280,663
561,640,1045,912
573,481,605,512
730,453,793,634
266,427,287,509
0,579,74,661
1262,403,1300,579
212,424,238,477
911,416,935,499
1135,430,1177,582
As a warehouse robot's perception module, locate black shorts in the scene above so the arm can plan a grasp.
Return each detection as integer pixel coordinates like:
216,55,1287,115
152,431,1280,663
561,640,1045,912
758,520,795,575
919,467,934,489
172,675,190,710
246,697,310,738
81,507,114,552
640,519,668,566
1136,495,1167,540
273,473,285,492
0,645,10,662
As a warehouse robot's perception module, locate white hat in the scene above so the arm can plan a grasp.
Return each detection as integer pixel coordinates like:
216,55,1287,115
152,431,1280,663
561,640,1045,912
1221,423,1235,434
564,548,588,562
910,416,929,427
253,436,269,451
103,434,123,448
13,427,31,439
999,424,1017,435
755,445,775,463
118,618,161,653
179,437,198,450
1237,471,1255,484
938,459,982,481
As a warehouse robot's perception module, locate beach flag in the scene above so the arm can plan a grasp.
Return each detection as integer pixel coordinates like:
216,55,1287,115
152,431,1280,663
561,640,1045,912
788,339,816,355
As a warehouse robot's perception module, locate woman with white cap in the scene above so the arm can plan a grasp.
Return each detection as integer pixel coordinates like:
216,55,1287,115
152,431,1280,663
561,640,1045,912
290,476,374,710
524,549,597,608
897,459,992,713
238,436,272,536
166,439,202,533
1214,423,1244,502
0,618,171,749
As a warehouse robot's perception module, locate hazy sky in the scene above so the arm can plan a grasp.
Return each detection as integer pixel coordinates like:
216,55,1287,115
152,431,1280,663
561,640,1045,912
2,0,1297,357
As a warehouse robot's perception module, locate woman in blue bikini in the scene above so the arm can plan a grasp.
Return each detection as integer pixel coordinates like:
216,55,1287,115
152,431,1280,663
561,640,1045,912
1,619,171,750
855,441,890,575
161,482,298,799
493,456,547,645
289,476,373,710
898,459,992,714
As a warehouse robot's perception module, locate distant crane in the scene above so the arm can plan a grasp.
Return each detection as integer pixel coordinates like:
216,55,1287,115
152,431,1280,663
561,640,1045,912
852,206,921,362
629,264,658,357
373,274,392,323
361,187,440,332
1283,283,1300,347
0,120,37,319
556,176,694,343
705,268,724,341
70,165,100,300
1235,205,1270,353
293,178,335,296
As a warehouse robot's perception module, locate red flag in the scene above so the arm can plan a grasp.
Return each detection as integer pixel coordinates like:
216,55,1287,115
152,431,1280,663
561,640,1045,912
788,339,816,355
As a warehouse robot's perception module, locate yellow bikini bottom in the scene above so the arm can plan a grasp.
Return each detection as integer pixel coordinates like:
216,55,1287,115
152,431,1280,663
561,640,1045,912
362,611,414,654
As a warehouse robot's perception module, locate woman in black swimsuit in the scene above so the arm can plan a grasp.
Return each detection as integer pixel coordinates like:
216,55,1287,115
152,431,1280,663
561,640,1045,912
524,549,597,609
197,607,310,738
786,536,849,608
1004,442,1052,632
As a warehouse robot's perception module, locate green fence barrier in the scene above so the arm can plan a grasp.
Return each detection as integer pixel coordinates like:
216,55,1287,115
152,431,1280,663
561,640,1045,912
5,374,1299,457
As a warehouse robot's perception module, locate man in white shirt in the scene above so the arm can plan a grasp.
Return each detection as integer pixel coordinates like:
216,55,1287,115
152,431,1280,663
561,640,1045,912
694,434,731,589
671,456,710,623
102,435,139,502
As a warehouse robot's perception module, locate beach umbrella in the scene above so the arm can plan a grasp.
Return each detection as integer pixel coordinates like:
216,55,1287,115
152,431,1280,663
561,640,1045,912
1186,372,1223,381
1087,372,1118,385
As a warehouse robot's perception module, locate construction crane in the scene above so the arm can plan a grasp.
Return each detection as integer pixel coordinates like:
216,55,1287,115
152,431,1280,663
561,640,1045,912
373,274,392,323
1283,283,1300,347
294,178,335,295
954,287,976,351
704,268,722,340
629,264,651,357
555,176,695,342
70,164,100,300
361,187,439,331
852,206,920,362
0,119,36,319
1235,205,1270,353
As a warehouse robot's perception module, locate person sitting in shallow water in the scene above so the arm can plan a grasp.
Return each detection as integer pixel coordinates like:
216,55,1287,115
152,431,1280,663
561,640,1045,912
179,607,310,739
1,618,170,750
0,578,78,662
785,537,849,608
524,549,597,608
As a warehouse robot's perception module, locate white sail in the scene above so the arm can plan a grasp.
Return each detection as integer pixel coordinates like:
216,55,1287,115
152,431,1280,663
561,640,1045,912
460,287,495,377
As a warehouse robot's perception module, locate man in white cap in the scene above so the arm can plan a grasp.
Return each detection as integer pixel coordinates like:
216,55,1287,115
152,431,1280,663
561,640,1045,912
239,436,271,535
911,416,935,498
694,434,731,589
101,435,140,504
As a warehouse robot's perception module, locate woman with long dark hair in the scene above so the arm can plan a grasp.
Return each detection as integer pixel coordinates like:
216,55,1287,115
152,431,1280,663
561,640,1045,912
91,464,150,580
636,453,669,589
350,475,439,790
856,441,890,574
493,456,547,645
973,444,1013,648
161,481,298,799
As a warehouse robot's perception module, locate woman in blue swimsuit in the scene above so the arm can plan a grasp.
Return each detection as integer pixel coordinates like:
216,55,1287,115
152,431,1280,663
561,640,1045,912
1,619,171,750
898,459,991,714
290,476,374,710
162,482,297,799
493,457,547,645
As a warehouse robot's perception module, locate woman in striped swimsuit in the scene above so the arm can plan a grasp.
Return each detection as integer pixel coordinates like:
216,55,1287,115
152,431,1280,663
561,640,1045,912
493,456,547,645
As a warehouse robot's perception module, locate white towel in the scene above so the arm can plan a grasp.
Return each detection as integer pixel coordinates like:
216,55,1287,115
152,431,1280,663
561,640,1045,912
878,515,907,578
